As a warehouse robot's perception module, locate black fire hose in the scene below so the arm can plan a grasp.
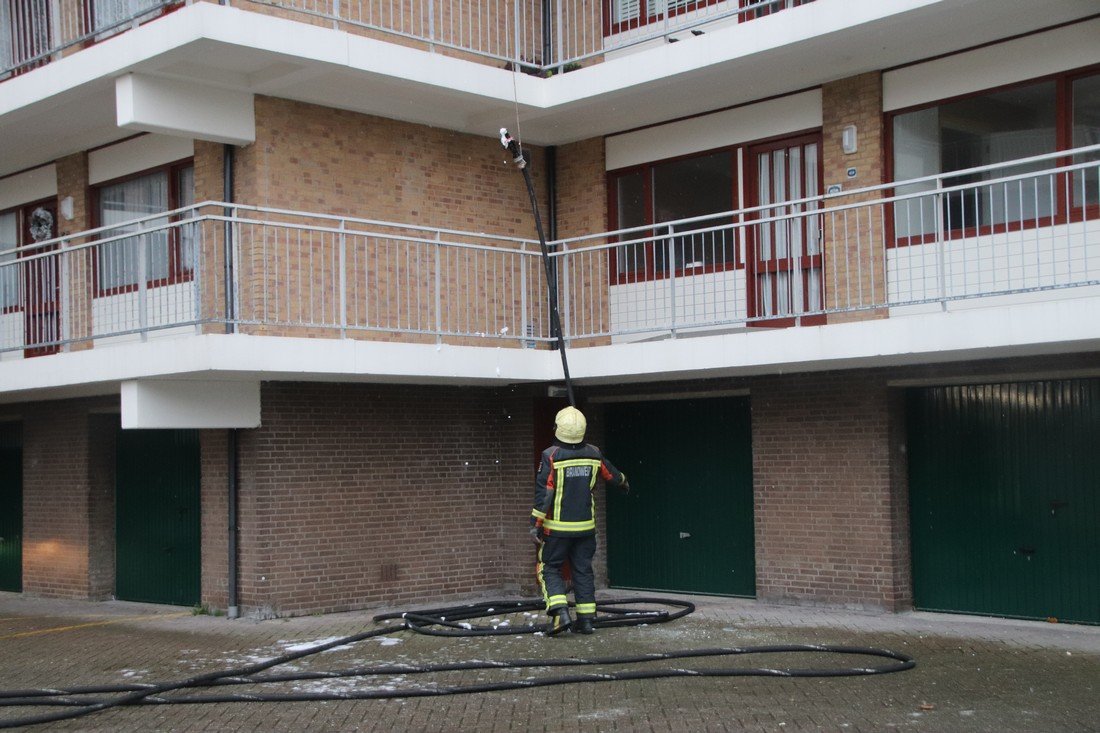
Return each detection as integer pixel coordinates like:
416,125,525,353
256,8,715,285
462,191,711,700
0,596,914,729
500,128,576,407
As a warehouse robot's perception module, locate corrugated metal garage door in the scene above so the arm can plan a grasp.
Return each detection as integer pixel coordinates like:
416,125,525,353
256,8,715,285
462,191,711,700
116,429,201,606
908,380,1100,624
0,424,21,593
605,396,755,596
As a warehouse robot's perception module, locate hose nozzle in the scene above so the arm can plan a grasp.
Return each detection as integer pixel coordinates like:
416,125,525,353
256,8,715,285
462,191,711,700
499,128,526,169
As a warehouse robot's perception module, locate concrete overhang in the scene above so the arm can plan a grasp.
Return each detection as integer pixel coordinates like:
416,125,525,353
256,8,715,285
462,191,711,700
1,296,1099,408
1,0,1097,175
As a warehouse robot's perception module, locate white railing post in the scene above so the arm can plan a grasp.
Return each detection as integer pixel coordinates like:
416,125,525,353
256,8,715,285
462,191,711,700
193,214,203,334
934,178,947,311
513,0,521,68
59,243,70,351
434,231,443,344
137,226,149,341
520,242,532,346
555,0,563,71
427,0,436,51
339,218,347,337
560,243,570,341
667,224,677,337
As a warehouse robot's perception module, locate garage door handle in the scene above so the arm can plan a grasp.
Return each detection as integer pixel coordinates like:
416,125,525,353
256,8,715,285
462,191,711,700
1017,546,1036,556
679,532,691,539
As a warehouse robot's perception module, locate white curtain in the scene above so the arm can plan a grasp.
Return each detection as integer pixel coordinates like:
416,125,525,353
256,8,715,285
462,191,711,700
0,213,18,309
92,0,162,31
98,172,169,290
0,3,13,73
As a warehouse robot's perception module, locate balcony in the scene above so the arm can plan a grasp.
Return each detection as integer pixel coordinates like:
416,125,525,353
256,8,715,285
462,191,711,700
2,147,1098,369
1,0,184,79
0,0,815,80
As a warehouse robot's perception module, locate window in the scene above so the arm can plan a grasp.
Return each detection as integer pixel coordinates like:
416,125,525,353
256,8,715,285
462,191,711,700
1,0,50,77
739,0,813,21
1072,73,1100,208
89,0,165,34
609,150,736,283
95,161,194,293
0,211,17,310
891,69,1100,241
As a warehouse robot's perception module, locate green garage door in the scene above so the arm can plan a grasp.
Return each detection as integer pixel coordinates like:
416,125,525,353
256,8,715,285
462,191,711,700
0,424,21,593
908,380,1100,624
116,429,201,606
605,396,755,596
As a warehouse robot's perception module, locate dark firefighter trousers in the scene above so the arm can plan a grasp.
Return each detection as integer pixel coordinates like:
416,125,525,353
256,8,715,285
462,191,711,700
537,534,597,618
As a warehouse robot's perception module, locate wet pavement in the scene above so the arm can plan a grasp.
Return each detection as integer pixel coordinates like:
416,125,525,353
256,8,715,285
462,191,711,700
0,590,1097,732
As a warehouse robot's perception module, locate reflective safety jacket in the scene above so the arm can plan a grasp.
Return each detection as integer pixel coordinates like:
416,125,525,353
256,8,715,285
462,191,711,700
531,441,627,537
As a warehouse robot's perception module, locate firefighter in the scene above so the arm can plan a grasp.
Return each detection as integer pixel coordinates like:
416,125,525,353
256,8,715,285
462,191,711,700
530,406,630,634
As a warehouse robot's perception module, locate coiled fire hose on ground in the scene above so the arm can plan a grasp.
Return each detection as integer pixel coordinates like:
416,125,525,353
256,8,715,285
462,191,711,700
0,597,914,729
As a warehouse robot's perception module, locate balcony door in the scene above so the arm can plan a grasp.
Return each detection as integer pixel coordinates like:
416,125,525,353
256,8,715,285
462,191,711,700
746,133,824,326
1,0,51,76
21,201,60,357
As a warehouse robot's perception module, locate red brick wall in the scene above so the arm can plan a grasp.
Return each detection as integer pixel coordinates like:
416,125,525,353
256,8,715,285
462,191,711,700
87,413,118,599
231,382,536,616
21,398,115,598
751,371,903,609
200,429,230,608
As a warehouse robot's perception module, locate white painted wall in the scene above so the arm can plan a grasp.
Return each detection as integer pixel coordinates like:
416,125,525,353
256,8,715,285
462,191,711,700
605,89,822,170
0,165,57,211
92,282,198,343
0,313,22,358
88,134,195,185
609,268,747,342
883,18,1100,112
121,379,261,428
888,221,1100,306
116,74,256,145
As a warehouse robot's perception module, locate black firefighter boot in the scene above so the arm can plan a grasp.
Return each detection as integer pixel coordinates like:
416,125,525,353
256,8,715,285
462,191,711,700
571,615,594,635
550,607,572,634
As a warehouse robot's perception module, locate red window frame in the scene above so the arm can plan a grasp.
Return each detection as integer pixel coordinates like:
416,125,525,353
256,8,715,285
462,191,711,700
0,206,25,317
605,0,717,36
3,0,52,77
743,131,825,327
80,0,184,47
885,64,1100,249
91,158,195,298
738,0,814,22
606,147,741,286
0,198,61,356
605,0,814,36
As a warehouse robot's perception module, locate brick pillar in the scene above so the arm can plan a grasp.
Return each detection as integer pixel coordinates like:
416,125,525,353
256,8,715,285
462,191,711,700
200,429,229,609
752,371,908,610
22,401,88,597
55,153,92,351
821,72,887,323
87,413,118,599
192,141,230,334
557,138,611,347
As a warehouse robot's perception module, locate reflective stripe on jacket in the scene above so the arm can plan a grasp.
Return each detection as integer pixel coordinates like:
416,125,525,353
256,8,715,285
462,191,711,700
531,441,626,536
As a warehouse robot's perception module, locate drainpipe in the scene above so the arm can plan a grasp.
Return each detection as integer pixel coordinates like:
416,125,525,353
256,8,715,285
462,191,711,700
227,428,240,619
223,143,240,620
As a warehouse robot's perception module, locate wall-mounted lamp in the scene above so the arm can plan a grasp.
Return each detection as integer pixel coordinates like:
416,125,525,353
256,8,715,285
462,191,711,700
59,196,74,221
841,125,858,155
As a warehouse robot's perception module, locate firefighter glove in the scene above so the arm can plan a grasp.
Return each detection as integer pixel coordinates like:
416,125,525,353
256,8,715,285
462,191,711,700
529,525,544,547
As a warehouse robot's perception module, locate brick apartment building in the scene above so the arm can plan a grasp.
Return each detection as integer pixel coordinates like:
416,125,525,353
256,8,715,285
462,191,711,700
1,0,1098,623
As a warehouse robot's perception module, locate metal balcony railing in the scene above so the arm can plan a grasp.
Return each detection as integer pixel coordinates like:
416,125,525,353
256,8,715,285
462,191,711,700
1,146,1097,357
0,0,181,79
244,0,815,73
0,0,809,81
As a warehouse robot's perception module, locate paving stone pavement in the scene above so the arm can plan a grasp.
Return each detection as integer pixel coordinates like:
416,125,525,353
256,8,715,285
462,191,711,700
0,590,1098,732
